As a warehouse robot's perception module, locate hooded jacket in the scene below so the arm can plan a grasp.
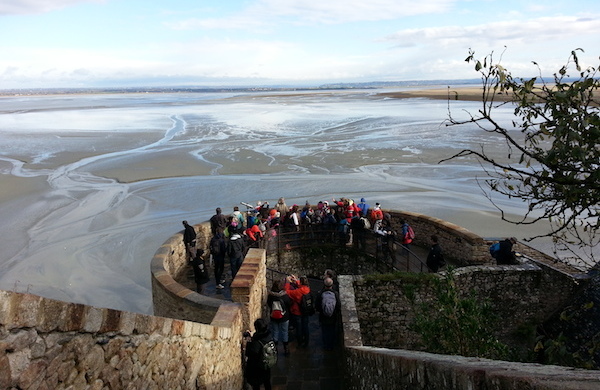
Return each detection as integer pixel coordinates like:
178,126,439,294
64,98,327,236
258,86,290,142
227,233,245,259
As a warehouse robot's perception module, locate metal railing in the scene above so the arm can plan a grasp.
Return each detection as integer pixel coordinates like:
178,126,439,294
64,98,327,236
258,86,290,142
248,224,429,274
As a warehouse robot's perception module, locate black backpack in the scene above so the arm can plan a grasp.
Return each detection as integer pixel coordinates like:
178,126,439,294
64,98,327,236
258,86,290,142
300,292,316,316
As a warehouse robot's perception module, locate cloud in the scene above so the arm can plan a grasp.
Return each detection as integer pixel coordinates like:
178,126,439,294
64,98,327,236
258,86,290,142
165,15,267,31
255,0,455,24
166,0,456,30
0,0,103,15
382,15,600,48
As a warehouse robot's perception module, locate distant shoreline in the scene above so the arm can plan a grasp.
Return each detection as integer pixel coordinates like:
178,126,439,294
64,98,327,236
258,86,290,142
0,85,513,103
377,86,513,102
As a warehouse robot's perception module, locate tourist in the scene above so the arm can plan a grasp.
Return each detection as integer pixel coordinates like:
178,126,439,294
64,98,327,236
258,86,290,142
371,202,384,223
400,219,414,254
245,224,264,248
232,206,245,229
267,280,292,356
284,274,312,347
209,232,227,289
227,225,245,278
426,234,445,272
350,215,368,250
191,249,209,293
323,269,339,292
374,215,397,263
496,237,517,265
357,197,370,218
275,197,288,216
283,204,300,248
244,318,274,390
209,207,228,236
182,220,196,260
316,277,341,351
258,201,271,219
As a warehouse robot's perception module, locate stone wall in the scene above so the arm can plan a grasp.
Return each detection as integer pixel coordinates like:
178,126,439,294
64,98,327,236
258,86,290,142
0,221,271,390
266,245,378,279
451,260,581,344
151,222,230,324
151,222,266,332
344,346,600,390
339,275,600,390
230,248,268,333
0,289,244,390
352,274,434,349
352,260,581,349
385,210,491,265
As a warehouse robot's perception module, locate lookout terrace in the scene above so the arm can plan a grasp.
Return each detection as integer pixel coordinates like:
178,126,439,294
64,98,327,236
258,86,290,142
1,209,598,389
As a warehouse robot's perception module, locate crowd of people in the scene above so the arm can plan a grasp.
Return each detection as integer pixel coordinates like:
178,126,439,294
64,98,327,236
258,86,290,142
182,198,521,389
209,197,417,260
182,196,427,293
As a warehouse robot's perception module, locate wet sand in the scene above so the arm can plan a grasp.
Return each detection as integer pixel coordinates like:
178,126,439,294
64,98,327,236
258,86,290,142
378,86,510,102
0,89,579,314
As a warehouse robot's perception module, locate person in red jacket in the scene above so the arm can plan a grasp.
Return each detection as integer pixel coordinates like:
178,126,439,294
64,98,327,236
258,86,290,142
284,274,311,347
371,203,384,223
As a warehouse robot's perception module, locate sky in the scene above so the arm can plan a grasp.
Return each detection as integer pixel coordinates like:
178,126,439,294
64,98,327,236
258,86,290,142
1,0,599,89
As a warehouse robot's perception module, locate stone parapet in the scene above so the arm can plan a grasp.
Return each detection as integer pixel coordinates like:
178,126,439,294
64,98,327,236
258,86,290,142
351,261,582,350
340,271,599,390
230,248,267,332
151,221,229,324
0,289,244,389
344,346,600,390
385,210,491,265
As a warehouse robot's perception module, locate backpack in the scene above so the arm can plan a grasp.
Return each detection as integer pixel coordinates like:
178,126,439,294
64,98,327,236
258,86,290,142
258,340,278,370
270,299,286,320
283,212,295,227
321,290,336,317
300,292,316,316
405,225,415,240
359,217,371,229
489,242,501,258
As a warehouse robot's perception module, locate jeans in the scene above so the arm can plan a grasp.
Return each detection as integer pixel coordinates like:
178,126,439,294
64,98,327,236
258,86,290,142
270,320,289,343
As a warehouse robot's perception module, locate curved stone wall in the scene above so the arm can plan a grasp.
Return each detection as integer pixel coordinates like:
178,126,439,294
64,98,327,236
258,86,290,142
151,222,225,323
150,221,266,332
385,210,491,265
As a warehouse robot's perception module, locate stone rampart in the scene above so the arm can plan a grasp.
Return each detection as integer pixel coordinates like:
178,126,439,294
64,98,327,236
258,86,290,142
339,275,599,390
151,222,265,332
266,246,378,279
230,248,268,333
0,289,244,389
343,346,600,390
0,219,270,390
151,222,223,324
352,259,581,349
386,210,491,265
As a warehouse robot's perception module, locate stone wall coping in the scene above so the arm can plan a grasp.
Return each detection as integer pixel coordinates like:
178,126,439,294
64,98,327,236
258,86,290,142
347,346,600,388
0,289,240,340
393,210,484,243
150,224,228,314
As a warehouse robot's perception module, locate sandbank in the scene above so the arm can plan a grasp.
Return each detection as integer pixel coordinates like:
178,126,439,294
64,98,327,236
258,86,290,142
378,86,512,102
